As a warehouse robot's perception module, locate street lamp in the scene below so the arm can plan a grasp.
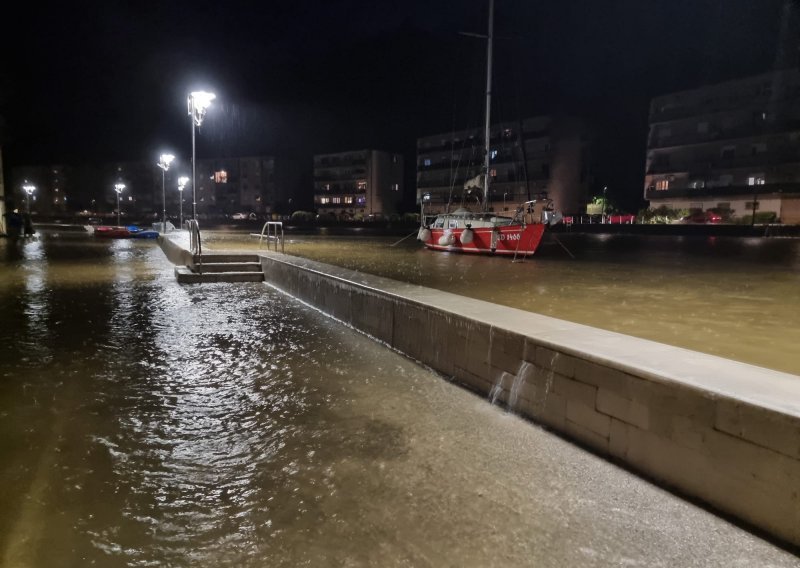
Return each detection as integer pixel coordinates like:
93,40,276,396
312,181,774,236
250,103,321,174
177,176,189,229
22,182,36,213
187,90,215,222
114,183,126,226
157,153,175,232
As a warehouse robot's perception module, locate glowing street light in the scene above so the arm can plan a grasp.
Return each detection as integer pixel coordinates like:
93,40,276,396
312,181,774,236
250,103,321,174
157,153,175,232
22,182,36,214
114,183,126,226
187,90,215,222
177,176,189,229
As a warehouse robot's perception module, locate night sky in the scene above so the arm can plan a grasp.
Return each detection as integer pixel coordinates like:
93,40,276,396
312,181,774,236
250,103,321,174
0,0,794,211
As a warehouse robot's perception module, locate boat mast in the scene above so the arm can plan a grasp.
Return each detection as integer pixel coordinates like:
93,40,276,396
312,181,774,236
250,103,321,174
482,0,494,213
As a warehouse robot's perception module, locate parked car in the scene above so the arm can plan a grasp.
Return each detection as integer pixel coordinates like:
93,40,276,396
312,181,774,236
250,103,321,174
677,210,722,224
231,212,257,220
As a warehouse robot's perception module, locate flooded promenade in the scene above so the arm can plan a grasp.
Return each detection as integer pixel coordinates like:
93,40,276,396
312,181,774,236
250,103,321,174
0,232,798,566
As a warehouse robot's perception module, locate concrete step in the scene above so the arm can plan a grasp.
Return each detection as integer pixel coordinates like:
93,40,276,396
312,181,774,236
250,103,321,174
194,262,262,273
175,266,265,284
193,253,260,264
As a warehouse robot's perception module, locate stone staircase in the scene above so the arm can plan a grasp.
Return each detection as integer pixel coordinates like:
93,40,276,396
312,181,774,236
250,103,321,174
174,253,264,283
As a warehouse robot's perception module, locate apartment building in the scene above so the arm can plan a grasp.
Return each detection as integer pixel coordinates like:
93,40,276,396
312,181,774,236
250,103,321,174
313,150,404,219
194,156,303,217
644,69,800,224
10,155,303,219
416,115,591,216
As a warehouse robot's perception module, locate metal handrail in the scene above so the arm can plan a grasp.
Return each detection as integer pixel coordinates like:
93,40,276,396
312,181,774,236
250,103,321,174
254,221,284,253
188,219,203,273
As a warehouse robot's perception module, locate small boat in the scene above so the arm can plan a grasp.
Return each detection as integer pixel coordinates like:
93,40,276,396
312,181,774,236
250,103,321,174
417,0,562,258
90,225,159,239
131,229,160,239
92,225,134,238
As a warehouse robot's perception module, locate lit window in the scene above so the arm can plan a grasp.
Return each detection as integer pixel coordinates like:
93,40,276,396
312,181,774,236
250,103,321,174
214,170,228,183
357,196,366,205
748,175,765,186
490,150,498,160
332,197,341,204
423,159,432,166
391,183,399,191
357,181,367,191
655,180,670,190
345,196,353,204
320,197,330,204
323,184,331,191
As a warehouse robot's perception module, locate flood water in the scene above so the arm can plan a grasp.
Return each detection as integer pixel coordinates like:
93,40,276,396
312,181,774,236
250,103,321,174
1,232,799,567
204,230,800,375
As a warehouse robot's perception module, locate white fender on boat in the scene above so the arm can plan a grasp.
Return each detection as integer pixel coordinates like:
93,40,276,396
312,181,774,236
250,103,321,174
460,227,474,244
418,227,432,242
438,230,456,246
490,228,499,251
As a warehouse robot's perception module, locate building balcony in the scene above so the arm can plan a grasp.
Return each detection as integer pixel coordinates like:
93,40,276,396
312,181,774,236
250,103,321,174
644,182,800,200
648,121,800,150
648,95,784,123
646,152,800,175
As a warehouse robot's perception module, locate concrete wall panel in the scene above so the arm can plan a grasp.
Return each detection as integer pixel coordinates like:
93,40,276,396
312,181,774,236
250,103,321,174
254,250,800,547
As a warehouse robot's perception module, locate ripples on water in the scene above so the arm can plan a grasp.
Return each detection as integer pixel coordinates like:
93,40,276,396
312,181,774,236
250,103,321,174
0,233,798,567
202,230,800,375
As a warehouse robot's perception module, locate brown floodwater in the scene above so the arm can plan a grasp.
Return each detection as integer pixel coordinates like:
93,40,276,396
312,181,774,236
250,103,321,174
203,229,800,376
0,232,798,567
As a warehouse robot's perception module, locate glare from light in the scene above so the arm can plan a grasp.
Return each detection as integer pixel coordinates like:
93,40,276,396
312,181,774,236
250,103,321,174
158,153,176,171
188,91,216,127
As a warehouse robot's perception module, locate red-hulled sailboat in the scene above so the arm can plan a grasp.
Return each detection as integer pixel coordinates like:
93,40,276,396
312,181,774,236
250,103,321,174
417,0,562,258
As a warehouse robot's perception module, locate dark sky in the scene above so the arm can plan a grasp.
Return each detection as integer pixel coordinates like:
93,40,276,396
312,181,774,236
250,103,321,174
0,0,794,210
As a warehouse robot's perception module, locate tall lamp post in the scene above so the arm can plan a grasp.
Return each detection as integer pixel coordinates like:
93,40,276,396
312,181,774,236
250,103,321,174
157,153,175,232
22,182,36,213
187,90,215,222
114,183,126,226
177,176,189,229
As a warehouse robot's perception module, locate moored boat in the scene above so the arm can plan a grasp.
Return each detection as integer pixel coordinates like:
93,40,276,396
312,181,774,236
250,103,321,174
90,225,159,239
417,0,562,258
419,200,561,257
92,225,133,238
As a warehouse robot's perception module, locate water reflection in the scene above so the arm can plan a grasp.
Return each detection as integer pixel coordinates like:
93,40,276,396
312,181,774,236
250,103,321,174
201,231,800,375
0,233,797,567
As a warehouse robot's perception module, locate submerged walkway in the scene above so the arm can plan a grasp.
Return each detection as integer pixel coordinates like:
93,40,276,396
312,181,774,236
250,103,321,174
154,232,800,564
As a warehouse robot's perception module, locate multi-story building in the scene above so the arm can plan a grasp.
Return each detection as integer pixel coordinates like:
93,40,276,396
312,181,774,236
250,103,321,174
10,155,304,220
416,115,591,216
644,69,800,224
195,156,303,217
12,161,157,218
313,150,404,219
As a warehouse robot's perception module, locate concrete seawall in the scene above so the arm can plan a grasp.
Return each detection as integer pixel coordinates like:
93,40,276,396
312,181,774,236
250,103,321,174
255,251,800,549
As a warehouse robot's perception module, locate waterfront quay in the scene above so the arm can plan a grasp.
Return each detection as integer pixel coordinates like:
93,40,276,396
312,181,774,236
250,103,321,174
171,230,800,548
0,230,798,566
